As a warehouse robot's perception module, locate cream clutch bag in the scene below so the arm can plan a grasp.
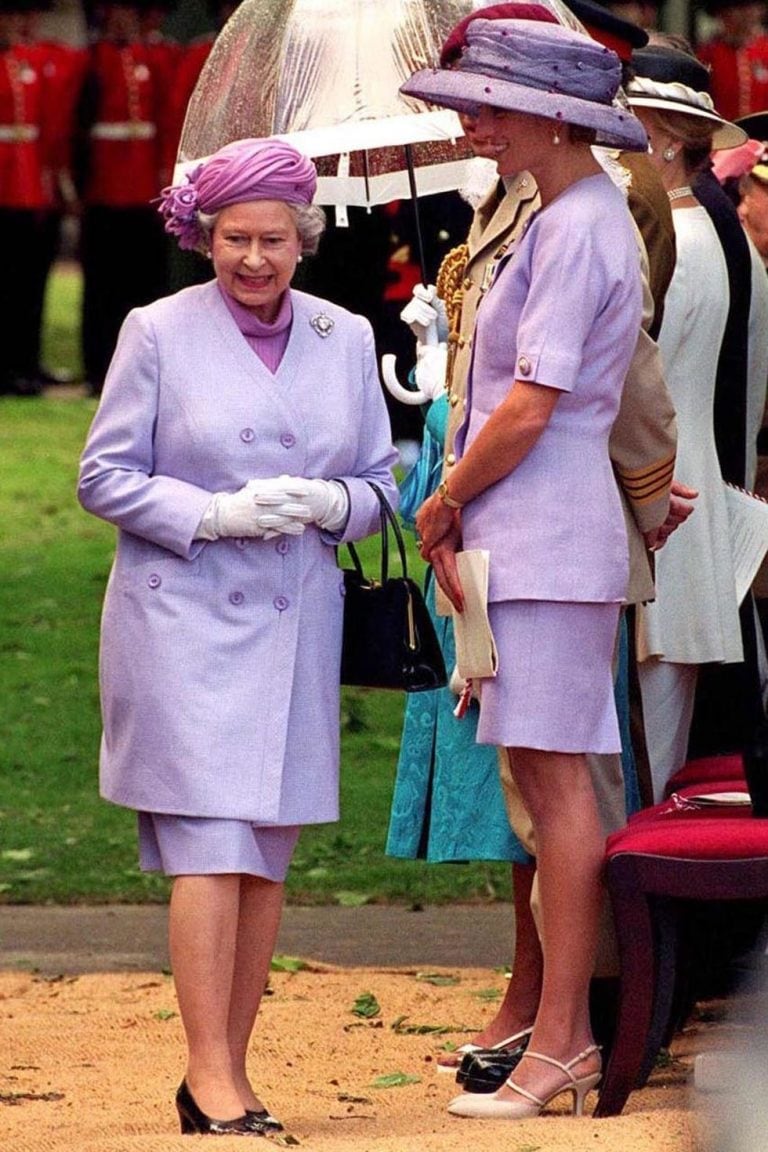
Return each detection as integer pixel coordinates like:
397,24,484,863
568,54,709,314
435,549,498,681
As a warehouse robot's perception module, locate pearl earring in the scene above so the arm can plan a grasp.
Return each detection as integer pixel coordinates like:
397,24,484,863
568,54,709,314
663,145,676,162
553,127,561,145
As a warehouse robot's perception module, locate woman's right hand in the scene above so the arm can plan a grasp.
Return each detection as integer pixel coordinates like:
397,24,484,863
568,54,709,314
645,480,698,551
416,491,457,557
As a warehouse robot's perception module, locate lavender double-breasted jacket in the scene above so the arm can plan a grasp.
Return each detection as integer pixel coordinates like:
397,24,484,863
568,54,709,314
78,281,398,824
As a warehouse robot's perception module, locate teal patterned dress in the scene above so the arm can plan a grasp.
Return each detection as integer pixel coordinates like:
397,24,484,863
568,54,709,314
385,397,640,862
386,397,531,863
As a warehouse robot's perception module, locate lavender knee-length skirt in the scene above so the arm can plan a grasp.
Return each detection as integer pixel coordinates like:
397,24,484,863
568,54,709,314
476,600,621,754
138,813,301,881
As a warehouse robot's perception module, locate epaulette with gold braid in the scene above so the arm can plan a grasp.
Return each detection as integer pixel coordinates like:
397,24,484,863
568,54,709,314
436,243,469,339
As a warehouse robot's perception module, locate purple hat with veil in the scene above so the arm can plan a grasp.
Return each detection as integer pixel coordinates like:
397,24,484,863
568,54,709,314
159,137,318,251
401,18,648,153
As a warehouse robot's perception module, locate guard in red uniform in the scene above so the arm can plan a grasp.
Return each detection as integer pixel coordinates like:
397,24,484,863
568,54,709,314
164,0,241,291
76,0,177,394
21,0,86,388
164,29,211,177
139,0,179,172
698,0,768,122
0,0,56,393
165,0,242,172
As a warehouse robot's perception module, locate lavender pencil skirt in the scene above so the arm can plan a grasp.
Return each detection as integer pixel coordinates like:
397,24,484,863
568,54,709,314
476,599,622,755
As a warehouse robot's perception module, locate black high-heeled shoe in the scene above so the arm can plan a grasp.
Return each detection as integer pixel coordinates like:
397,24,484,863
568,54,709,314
245,1108,284,1133
175,1080,261,1136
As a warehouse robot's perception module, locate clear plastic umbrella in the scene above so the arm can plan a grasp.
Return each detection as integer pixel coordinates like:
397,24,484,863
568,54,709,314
176,0,477,223
373,0,586,404
176,0,590,396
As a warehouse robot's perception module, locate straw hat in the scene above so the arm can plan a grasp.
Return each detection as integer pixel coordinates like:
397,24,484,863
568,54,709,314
626,45,747,150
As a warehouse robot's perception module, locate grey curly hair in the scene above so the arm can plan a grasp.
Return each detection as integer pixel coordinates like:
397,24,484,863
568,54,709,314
198,202,326,257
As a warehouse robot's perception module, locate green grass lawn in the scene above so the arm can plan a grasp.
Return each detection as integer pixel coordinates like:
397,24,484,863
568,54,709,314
0,269,511,907
40,260,83,382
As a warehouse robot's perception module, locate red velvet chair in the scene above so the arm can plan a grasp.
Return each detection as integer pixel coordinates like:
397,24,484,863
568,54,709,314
595,802,768,1117
662,752,745,798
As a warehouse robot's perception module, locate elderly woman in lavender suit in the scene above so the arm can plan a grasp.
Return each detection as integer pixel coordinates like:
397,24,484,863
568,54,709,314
77,138,398,1137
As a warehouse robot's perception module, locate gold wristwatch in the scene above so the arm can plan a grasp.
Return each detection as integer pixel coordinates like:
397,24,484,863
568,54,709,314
437,481,464,509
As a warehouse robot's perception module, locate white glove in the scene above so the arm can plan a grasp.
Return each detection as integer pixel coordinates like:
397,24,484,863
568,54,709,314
194,484,307,540
251,476,350,532
400,284,447,347
243,476,307,506
414,342,448,401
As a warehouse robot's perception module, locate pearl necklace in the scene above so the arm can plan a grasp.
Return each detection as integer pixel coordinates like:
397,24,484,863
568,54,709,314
667,185,693,202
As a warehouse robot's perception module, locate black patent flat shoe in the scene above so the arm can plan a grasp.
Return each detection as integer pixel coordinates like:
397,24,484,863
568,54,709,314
176,1080,262,1136
456,1037,530,1092
245,1108,284,1133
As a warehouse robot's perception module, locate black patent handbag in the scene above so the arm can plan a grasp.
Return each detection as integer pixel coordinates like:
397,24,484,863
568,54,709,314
339,483,447,692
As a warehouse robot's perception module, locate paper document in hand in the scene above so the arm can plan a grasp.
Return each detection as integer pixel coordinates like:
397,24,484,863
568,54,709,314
723,482,768,605
453,550,498,681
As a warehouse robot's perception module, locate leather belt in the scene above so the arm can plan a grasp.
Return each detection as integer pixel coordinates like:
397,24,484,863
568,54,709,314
0,125,39,142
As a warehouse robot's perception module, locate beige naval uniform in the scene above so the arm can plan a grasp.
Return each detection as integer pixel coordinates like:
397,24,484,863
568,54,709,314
439,171,677,976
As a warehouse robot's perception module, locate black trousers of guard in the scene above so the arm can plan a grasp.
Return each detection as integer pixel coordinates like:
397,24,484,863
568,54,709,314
81,205,168,393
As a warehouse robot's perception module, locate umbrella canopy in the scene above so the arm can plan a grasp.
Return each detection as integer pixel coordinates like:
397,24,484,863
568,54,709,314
176,0,477,209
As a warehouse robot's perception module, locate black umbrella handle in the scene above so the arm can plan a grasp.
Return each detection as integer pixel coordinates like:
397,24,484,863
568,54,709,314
404,143,429,287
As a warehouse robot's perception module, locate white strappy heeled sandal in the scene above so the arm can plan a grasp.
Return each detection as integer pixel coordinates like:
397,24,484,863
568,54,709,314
447,1044,601,1117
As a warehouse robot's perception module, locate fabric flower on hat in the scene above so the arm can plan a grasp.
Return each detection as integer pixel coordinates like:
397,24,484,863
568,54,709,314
157,166,205,250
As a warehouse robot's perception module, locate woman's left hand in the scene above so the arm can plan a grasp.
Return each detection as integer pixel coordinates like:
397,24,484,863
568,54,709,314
430,525,465,612
416,492,458,559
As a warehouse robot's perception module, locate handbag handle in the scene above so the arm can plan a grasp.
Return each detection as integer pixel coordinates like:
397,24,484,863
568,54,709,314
341,481,441,673
346,482,409,585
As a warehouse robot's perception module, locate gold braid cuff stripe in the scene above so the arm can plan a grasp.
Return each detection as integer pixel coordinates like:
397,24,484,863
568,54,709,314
615,456,676,505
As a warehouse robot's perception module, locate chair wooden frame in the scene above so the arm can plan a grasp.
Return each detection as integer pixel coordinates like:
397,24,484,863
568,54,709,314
595,844,768,1116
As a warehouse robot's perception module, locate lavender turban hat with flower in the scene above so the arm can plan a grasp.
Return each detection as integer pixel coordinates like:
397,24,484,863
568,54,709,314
159,137,318,251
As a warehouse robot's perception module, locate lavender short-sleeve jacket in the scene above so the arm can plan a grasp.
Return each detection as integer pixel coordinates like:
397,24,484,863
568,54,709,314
459,174,643,605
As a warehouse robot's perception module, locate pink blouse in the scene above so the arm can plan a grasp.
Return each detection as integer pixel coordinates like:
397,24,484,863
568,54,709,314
217,283,292,374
